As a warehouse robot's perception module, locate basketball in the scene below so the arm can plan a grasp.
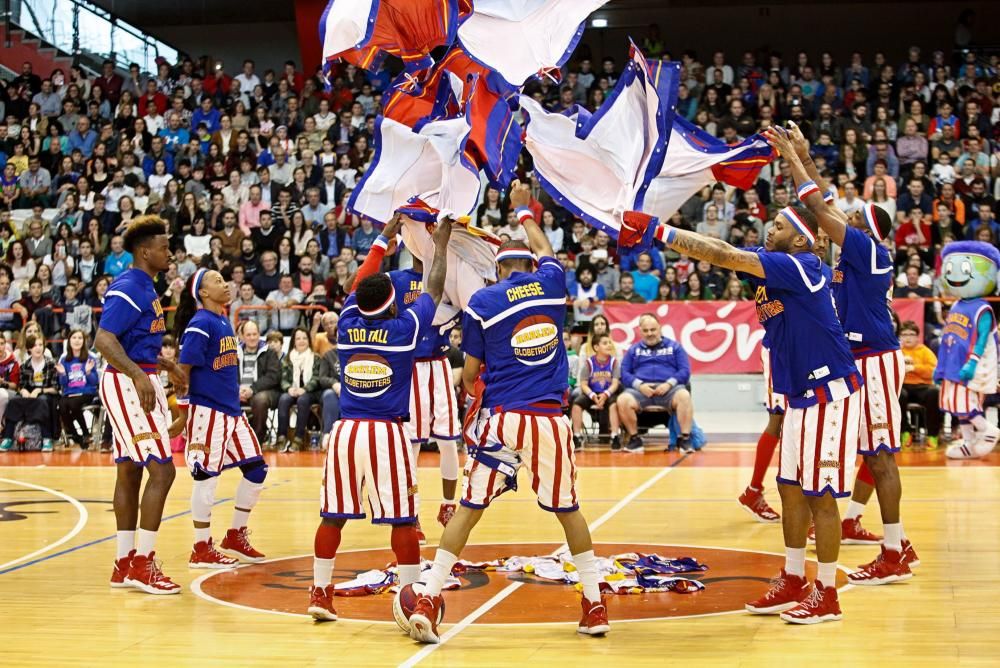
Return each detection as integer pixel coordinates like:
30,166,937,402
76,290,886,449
393,584,444,633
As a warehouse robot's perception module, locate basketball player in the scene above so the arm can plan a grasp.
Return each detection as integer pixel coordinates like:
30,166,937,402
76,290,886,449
350,213,462,543
404,181,610,643
767,124,916,585
96,216,181,594
307,217,452,622
172,269,267,569
655,206,863,623
738,226,831,523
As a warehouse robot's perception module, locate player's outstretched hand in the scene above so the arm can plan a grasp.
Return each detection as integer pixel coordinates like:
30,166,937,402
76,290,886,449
509,179,531,210
785,121,810,158
432,215,452,248
132,371,157,414
383,212,403,240
763,126,794,157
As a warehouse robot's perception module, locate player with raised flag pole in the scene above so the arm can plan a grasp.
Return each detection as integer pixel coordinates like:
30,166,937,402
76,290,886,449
171,268,268,569
651,199,863,623
401,180,610,643
766,123,918,586
307,216,453,622
96,215,184,594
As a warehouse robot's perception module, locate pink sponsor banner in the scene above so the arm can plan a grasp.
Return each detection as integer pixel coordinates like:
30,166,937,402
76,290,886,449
604,299,925,374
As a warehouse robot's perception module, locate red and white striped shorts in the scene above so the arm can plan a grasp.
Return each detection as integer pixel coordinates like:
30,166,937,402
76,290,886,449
185,404,262,474
321,419,417,524
762,346,787,415
939,379,984,418
855,349,905,454
463,411,578,512
99,370,171,465
778,393,861,498
404,358,460,443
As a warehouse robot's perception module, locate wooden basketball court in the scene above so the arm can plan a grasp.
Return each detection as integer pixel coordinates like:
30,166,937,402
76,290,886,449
1,440,997,666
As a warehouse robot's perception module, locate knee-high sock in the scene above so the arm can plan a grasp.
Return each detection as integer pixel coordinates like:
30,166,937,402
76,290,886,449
192,476,220,543
313,524,341,587
750,432,779,490
232,477,264,529
391,524,421,586
439,439,459,499
857,459,875,487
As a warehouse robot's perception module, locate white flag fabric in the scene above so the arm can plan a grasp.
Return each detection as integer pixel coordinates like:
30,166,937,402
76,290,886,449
458,0,609,87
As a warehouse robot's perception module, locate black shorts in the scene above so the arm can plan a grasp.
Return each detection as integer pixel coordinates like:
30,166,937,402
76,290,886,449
573,392,617,411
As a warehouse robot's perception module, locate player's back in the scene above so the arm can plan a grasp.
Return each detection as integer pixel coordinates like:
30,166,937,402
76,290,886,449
337,292,435,420
100,268,166,369
389,267,452,359
463,257,569,411
831,226,898,355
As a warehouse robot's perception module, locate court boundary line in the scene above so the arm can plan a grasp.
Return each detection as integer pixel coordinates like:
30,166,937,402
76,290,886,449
398,453,692,668
0,477,89,571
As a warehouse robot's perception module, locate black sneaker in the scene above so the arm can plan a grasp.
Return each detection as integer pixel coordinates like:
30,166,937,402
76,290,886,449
676,435,694,453
572,435,584,452
610,434,622,451
624,434,644,454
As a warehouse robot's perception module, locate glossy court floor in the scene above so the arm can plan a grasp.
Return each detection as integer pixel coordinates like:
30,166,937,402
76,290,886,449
1,414,997,667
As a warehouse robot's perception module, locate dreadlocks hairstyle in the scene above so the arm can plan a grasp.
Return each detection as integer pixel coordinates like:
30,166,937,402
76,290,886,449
173,269,208,338
355,273,395,319
122,215,167,254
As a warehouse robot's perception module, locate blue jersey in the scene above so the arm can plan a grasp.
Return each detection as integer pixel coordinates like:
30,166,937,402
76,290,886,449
934,298,997,386
338,292,436,420
179,309,242,416
389,267,452,359
586,355,617,394
756,251,862,407
463,256,569,412
99,268,166,370
831,226,899,356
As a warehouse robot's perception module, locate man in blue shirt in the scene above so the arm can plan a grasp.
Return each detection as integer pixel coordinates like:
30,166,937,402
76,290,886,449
103,235,134,278
191,97,221,135
617,314,694,453
629,252,660,302
67,117,98,157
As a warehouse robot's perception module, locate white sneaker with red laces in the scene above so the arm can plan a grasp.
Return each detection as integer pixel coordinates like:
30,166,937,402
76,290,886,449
110,550,135,588
189,538,239,569
220,527,265,562
780,582,842,624
578,597,611,636
737,487,780,523
125,552,181,594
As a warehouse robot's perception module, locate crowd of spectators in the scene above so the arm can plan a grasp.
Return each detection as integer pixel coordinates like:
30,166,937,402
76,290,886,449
0,28,997,449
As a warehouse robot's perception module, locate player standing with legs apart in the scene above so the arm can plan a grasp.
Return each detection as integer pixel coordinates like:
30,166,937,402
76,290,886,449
655,205,863,623
768,124,917,583
347,213,463,543
738,227,831,523
403,181,610,643
171,269,268,569
96,216,182,594
307,217,452,621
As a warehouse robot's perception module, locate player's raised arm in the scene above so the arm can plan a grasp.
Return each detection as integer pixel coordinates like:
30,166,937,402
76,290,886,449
656,226,765,278
349,212,403,293
509,180,553,258
424,216,452,306
765,125,849,246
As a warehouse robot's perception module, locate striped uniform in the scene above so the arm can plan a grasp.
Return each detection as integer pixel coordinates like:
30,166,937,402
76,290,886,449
463,409,577,512
97,268,171,465
855,349,906,454
185,405,262,473
321,419,416,523
761,345,787,415
406,357,461,443
779,384,861,498
939,380,985,417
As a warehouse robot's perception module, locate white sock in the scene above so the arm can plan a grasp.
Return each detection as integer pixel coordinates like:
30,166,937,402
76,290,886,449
398,564,421,586
961,422,976,443
883,522,903,552
231,509,250,530
422,549,459,596
116,530,135,559
572,550,602,602
900,520,907,541
136,528,157,556
845,500,865,521
817,561,838,589
313,557,334,588
194,526,211,544
785,547,806,577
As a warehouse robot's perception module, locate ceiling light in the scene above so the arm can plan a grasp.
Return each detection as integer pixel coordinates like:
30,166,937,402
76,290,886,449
591,18,608,28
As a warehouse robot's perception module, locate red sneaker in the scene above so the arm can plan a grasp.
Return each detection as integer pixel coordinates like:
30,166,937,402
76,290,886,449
849,546,913,585
408,589,445,644
308,585,338,621
745,569,811,614
780,582,842,624
189,538,239,569
437,503,456,527
125,552,181,594
902,539,920,568
577,597,611,636
110,550,135,588
737,487,780,523
220,527,266,563
841,516,882,544
415,517,427,546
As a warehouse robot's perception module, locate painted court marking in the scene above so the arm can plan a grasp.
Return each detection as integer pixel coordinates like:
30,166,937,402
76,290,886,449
0,477,89,571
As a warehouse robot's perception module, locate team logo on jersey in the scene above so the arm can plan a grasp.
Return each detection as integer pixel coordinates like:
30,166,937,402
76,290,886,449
343,353,393,397
510,315,559,366
150,299,166,333
213,336,239,370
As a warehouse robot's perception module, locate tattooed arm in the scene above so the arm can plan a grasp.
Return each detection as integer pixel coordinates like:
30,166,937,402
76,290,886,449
661,227,765,278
